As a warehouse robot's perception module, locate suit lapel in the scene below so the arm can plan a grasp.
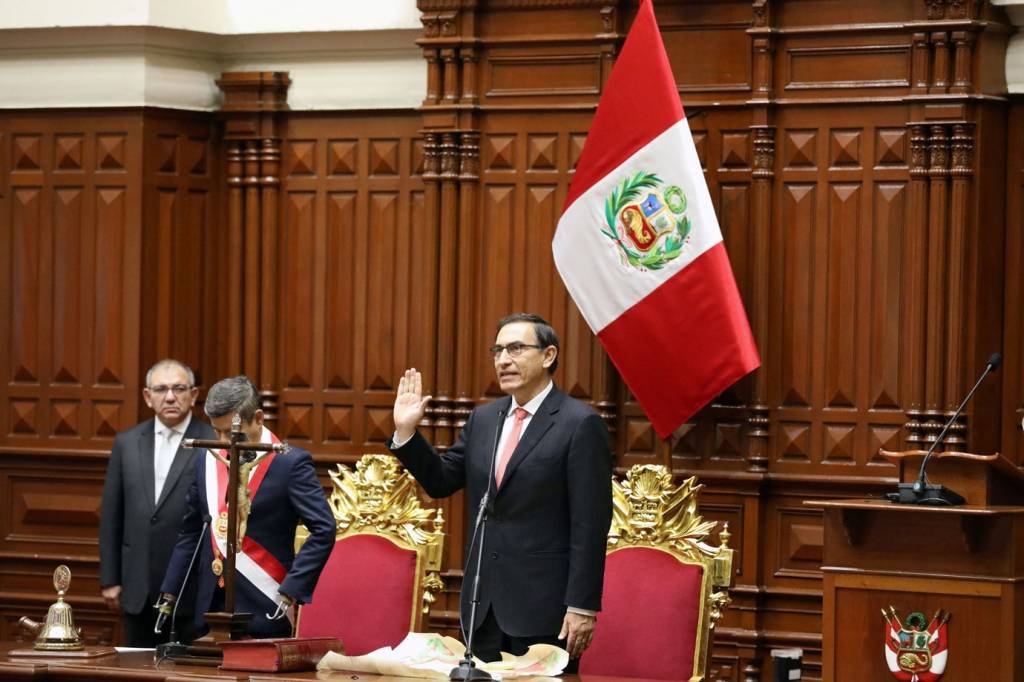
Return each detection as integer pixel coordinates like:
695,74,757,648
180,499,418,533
155,415,199,512
498,388,562,490
138,421,156,514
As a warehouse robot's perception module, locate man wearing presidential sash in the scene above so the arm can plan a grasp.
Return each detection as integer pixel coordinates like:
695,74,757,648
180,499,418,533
159,375,335,638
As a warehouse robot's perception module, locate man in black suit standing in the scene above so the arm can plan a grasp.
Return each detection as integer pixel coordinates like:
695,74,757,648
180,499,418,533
390,313,613,665
99,359,215,646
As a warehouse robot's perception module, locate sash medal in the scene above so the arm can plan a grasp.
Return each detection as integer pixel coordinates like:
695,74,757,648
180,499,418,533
205,426,288,600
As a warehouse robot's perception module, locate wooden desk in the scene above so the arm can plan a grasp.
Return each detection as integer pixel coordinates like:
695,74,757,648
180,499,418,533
0,643,642,682
814,499,1024,682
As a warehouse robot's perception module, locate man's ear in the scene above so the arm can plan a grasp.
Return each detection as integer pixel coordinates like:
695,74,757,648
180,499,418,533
542,346,557,369
253,409,265,427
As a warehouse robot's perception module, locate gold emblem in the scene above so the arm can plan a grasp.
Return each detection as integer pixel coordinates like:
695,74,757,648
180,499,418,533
211,558,223,576
214,511,229,539
297,455,446,615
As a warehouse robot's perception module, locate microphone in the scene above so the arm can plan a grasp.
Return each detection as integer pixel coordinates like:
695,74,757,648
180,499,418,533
450,408,506,682
155,514,211,658
893,352,1002,506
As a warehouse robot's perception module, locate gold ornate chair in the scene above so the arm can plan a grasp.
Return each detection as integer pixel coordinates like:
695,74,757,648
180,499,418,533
295,454,444,655
579,465,733,681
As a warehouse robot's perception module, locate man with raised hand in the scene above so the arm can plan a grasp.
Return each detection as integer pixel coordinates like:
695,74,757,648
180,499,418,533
390,313,613,667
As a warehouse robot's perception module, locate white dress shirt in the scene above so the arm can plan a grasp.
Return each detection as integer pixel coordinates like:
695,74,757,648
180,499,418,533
154,412,191,503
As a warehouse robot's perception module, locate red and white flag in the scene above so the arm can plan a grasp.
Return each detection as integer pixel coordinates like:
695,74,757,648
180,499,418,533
553,0,759,438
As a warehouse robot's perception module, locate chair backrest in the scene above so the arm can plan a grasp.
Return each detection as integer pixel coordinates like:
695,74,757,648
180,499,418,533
579,465,733,681
295,454,444,655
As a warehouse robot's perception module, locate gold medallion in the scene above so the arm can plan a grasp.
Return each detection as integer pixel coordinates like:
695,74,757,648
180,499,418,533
211,558,223,576
214,511,228,538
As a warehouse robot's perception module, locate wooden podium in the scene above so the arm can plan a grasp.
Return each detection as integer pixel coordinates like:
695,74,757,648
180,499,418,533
815,450,1024,681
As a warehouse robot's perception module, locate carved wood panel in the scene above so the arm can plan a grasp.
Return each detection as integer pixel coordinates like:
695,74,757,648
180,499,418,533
0,112,144,450
275,113,431,457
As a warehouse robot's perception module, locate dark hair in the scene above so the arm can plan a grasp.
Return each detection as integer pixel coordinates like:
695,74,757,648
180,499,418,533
204,375,261,421
496,312,559,374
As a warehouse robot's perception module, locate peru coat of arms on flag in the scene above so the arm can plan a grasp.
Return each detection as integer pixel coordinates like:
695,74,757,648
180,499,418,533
552,0,759,437
882,606,950,681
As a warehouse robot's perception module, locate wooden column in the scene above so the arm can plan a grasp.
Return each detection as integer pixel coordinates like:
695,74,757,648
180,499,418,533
944,122,975,445
747,126,774,473
923,124,950,445
419,131,442,445
903,125,931,447
454,131,479,428
215,71,290,424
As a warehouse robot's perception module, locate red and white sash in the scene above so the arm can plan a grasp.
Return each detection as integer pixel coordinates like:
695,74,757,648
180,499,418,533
204,426,288,604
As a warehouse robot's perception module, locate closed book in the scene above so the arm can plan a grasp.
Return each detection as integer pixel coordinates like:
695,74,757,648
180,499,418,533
219,636,343,672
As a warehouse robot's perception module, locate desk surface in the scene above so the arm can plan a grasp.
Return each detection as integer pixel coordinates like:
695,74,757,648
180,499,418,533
0,642,650,682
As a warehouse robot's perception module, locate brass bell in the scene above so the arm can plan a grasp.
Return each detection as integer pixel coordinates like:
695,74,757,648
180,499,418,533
18,565,83,651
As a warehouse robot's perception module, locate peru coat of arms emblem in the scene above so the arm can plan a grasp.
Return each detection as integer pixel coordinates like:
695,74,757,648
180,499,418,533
601,171,691,271
882,607,949,682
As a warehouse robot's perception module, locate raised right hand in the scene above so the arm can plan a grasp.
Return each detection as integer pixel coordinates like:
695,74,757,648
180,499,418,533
393,368,432,442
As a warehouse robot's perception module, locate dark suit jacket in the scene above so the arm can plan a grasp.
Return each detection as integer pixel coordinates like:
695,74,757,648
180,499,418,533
389,386,613,638
99,414,216,616
160,444,336,638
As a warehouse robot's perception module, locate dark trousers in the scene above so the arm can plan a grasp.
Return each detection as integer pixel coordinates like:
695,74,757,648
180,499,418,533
121,605,164,648
122,599,197,647
471,607,579,674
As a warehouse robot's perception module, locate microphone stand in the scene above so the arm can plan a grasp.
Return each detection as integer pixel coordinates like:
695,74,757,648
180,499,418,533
892,354,1001,506
156,516,210,661
450,409,506,682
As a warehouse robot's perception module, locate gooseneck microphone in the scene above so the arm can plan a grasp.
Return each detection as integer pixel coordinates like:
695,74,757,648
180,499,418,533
894,352,1001,506
450,409,506,682
155,514,211,659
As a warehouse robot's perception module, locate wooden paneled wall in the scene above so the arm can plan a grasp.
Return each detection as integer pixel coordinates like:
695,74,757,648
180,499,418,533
0,1,1021,679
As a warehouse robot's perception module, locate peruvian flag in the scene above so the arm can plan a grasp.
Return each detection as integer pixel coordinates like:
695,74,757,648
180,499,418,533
552,0,759,438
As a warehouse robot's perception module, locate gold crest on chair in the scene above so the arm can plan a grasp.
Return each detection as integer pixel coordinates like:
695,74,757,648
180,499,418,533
587,464,733,681
297,454,445,624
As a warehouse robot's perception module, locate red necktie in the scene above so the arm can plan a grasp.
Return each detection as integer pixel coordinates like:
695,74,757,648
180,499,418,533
495,408,528,486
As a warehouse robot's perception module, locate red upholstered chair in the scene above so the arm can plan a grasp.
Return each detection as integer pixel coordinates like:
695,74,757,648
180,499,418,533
580,465,733,681
295,455,444,655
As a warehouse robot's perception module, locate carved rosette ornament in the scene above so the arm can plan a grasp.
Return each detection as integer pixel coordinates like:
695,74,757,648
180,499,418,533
752,0,770,28
608,466,733,626
909,125,929,178
950,123,974,177
326,455,445,614
459,131,480,180
928,125,950,178
925,0,945,20
752,128,775,180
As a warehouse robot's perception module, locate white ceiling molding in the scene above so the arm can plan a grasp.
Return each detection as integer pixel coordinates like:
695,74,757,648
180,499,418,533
992,0,1024,93
0,0,421,34
0,25,425,110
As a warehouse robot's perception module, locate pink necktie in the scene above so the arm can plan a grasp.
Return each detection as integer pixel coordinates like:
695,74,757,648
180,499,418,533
495,408,528,486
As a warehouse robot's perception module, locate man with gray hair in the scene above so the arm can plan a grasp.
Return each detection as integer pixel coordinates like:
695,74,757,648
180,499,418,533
99,358,216,646
158,375,335,639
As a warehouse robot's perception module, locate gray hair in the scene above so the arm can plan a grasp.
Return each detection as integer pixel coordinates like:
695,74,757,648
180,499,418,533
145,359,196,388
204,375,261,421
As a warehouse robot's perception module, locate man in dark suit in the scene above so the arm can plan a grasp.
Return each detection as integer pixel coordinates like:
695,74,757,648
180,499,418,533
157,375,335,639
389,313,613,664
99,359,215,647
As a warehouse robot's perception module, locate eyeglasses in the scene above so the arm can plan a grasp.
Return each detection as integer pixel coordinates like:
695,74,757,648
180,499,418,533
489,343,543,359
148,384,192,396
